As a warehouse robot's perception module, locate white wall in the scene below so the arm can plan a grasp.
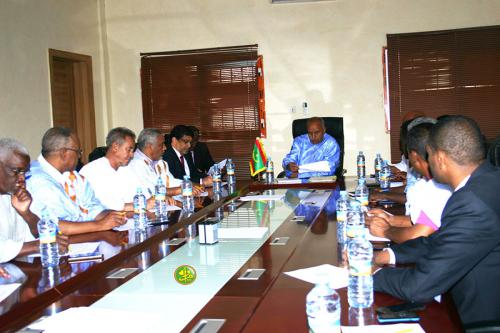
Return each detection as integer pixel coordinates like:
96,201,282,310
2,0,499,174
102,0,500,175
0,0,107,158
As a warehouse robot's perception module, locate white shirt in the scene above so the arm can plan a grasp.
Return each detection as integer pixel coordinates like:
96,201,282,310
385,178,454,265
392,154,408,172
173,147,190,177
0,194,35,263
80,157,139,211
127,150,181,193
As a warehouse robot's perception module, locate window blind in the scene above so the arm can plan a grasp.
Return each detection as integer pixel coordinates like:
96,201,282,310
387,26,500,162
141,45,263,179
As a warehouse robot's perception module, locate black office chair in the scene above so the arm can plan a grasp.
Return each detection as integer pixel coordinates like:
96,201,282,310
465,321,500,333
88,146,108,163
487,135,500,167
278,117,345,178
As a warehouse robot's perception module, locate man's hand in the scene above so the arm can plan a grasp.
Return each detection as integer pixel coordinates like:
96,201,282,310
57,234,69,255
373,250,391,266
192,185,204,196
202,176,213,187
11,188,32,215
368,216,391,238
166,196,176,206
367,208,392,223
287,162,299,173
96,211,127,231
146,197,155,210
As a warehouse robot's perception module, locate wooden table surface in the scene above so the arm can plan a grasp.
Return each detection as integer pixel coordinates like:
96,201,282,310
0,182,463,332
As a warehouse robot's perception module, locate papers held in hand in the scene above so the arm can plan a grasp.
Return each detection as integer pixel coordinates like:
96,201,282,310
208,159,227,175
298,161,330,174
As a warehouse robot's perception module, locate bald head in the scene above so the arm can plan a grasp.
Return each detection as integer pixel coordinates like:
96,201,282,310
306,117,326,144
428,115,485,166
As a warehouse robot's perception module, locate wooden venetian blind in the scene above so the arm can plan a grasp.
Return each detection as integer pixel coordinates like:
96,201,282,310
141,45,264,179
387,25,500,162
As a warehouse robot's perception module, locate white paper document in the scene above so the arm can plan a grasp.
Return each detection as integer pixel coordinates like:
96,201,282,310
67,242,100,256
28,307,160,333
390,181,404,188
28,242,100,257
285,264,349,289
0,283,21,303
299,161,330,174
276,178,303,184
218,227,269,239
341,323,425,333
239,194,284,201
208,159,227,175
113,218,135,231
367,234,391,242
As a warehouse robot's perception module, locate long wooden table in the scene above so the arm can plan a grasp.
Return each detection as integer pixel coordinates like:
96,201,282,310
0,181,463,332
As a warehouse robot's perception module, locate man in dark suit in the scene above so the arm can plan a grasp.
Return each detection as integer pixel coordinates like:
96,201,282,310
186,126,215,175
373,115,500,326
162,125,212,185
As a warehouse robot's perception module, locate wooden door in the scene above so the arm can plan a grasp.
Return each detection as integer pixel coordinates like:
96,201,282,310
49,49,97,164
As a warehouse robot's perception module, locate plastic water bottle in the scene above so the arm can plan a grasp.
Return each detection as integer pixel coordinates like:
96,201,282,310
38,209,59,268
346,200,365,240
212,165,222,193
355,178,369,207
357,151,366,179
133,188,147,229
155,177,167,220
374,153,383,182
306,274,341,333
226,158,236,185
347,229,373,308
336,191,349,244
379,160,391,192
265,158,274,184
181,175,195,212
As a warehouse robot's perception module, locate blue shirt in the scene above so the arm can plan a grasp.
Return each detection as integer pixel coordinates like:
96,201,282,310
26,156,106,222
282,133,340,178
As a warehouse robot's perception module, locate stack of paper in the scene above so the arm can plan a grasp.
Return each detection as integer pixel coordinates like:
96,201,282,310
0,283,21,303
299,161,330,174
208,159,227,175
276,178,303,184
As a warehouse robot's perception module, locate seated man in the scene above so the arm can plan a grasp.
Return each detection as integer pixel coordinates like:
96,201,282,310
163,125,212,185
370,117,435,206
128,128,200,197
27,127,126,235
0,138,68,262
80,127,155,211
282,117,340,178
186,126,215,175
367,121,452,243
373,116,500,325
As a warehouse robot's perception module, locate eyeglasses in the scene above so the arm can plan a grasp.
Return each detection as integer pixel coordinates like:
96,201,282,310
63,147,83,157
0,161,30,177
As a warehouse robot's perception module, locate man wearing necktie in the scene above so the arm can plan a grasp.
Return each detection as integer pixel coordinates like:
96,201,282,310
162,125,212,186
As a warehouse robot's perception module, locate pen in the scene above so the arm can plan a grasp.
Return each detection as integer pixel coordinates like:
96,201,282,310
68,254,104,263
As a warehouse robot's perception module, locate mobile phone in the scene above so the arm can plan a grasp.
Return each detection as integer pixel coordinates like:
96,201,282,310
376,302,426,314
377,310,420,323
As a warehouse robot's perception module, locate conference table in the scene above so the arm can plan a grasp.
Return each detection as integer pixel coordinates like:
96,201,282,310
0,179,463,332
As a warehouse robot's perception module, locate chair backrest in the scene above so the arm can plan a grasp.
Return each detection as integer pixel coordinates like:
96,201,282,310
487,135,500,167
291,117,344,177
88,146,108,163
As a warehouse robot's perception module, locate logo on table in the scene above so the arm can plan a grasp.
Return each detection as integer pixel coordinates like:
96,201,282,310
174,265,197,285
